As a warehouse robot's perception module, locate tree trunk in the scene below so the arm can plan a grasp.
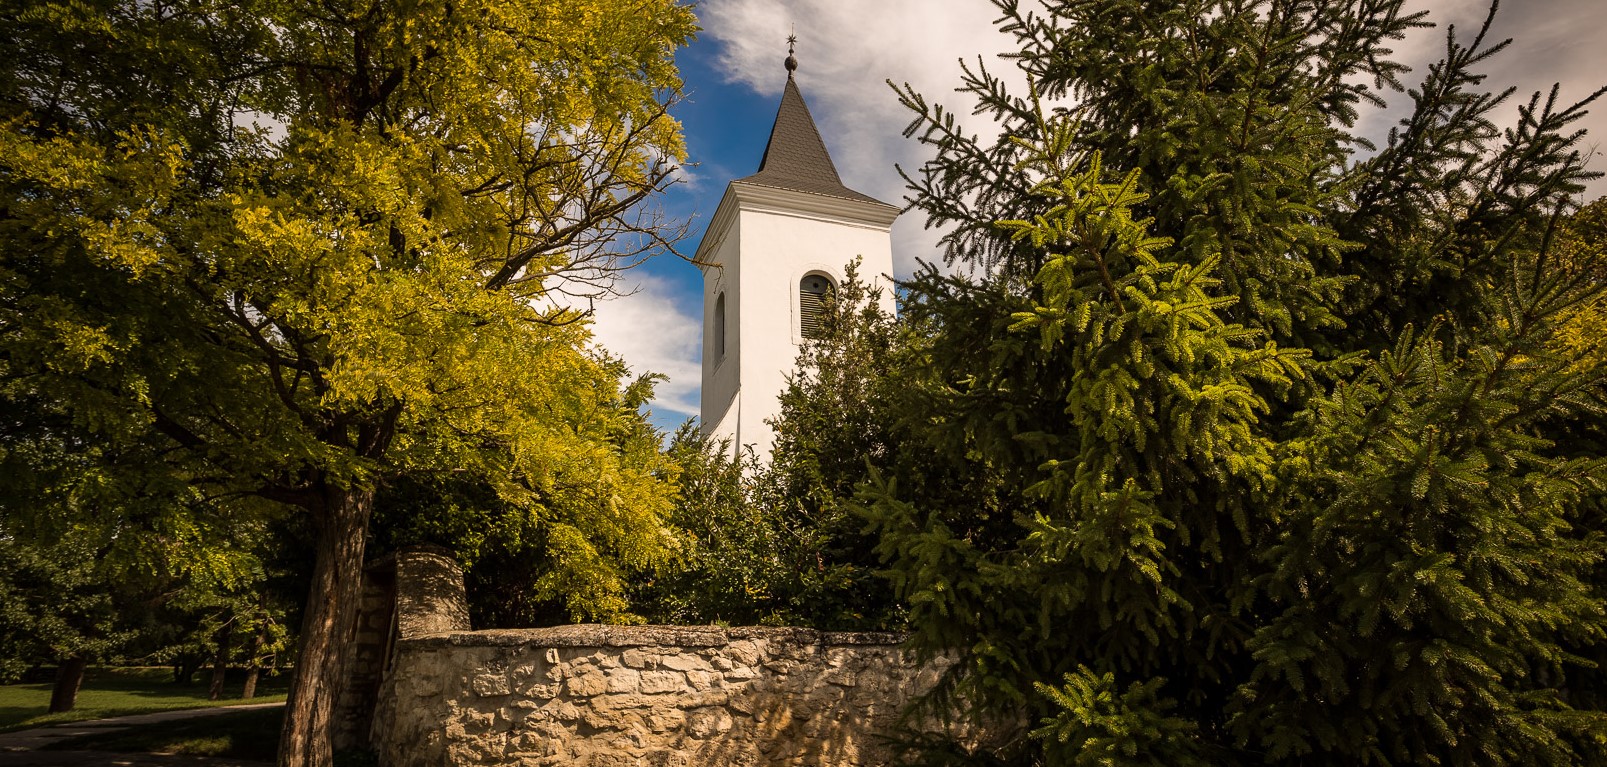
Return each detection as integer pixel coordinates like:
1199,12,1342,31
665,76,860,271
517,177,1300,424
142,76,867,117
278,484,373,767
174,654,203,685
242,620,267,700
208,619,234,701
48,656,88,713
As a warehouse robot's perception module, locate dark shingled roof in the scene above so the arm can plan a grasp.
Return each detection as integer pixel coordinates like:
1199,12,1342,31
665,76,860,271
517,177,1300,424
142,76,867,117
737,76,893,207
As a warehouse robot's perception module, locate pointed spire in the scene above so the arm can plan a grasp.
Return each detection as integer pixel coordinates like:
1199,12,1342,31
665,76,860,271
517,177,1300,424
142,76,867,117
735,35,892,207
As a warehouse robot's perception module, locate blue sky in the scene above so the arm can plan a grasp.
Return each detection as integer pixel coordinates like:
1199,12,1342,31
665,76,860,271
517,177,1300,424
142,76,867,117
592,0,1607,434
585,39,777,434
586,38,777,433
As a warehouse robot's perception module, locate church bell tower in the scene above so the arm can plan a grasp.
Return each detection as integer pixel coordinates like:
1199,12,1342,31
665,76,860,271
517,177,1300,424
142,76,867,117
696,41,899,461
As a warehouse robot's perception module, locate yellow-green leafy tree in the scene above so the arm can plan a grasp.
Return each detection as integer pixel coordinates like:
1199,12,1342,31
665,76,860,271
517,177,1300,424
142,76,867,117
0,1,695,764
1554,198,1607,373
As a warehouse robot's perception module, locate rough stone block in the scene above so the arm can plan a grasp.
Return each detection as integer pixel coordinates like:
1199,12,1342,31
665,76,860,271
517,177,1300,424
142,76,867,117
685,707,735,738
565,671,608,697
660,654,711,672
535,698,581,722
585,753,634,767
644,709,687,733
604,668,642,693
369,623,982,767
472,672,511,697
592,693,655,711
823,668,857,687
638,670,685,694
685,670,719,691
645,749,690,767
581,706,643,731
726,640,763,666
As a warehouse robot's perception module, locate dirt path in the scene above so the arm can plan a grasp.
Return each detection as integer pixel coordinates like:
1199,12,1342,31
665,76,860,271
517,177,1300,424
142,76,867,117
0,703,282,766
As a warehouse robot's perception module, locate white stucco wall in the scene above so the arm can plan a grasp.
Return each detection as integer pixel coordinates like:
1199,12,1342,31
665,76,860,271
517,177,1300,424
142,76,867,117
699,212,742,450
698,182,897,461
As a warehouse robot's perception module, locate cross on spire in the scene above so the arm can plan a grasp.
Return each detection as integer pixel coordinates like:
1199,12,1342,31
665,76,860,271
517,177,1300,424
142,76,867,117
785,29,798,76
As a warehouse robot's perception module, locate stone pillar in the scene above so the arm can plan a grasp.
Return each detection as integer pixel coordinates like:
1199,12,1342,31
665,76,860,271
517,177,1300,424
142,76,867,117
394,545,471,639
334,544,470,752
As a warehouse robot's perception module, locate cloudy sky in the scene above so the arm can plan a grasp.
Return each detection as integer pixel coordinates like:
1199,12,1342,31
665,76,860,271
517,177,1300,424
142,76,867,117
592,0,1607,432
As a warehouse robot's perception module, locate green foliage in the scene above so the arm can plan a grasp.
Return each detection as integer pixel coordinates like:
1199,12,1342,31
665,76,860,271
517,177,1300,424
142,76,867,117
634,263,911,630
0,666,289,732
762,259,908,630
868,137,1299,758
1033,668,1206,767
0,0,693,610
1242,264,1607,762
374,365,684,627
0,0,694,758
870,1,1607,764
630,425,794,626
1552,199,1607,372
0,535,132,682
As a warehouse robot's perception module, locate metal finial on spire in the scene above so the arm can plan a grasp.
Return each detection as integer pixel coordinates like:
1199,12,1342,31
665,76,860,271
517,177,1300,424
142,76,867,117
784,30,798,76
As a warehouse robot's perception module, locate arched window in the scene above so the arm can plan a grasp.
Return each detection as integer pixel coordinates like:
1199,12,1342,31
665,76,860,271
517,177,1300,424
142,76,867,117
714,292,727,360
799,273,835,339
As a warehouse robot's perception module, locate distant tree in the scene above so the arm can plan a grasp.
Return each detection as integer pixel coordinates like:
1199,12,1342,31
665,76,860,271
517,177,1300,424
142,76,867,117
0,385,290,709
0,1,693,764
0,535,133,712
633,263,919,631
630,424,795,626
759,260,909,630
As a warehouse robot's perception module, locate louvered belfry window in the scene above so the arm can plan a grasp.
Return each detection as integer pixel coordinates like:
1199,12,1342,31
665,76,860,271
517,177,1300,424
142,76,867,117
799,273,835,339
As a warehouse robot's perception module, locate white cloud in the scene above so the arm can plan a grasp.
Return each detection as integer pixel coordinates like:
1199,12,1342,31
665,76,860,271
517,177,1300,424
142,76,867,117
699,0,1025,277
604,0,1605,426
1355,0,1607,185
701,0,1607,276
668,158,703,193
587,275,703,421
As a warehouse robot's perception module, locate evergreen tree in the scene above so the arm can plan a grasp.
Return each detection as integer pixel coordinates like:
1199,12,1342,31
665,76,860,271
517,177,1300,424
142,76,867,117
630,424,796,627
868,1,1607,764
869,133,1304,763
762,260,908,630
634,264,911,630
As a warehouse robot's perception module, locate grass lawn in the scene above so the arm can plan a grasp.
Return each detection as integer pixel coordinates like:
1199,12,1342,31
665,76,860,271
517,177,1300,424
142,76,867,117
41,705,283,761
0,666,289,732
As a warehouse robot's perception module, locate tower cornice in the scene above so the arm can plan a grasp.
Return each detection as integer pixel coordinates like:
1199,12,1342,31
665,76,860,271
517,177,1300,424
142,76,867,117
694,181,899,273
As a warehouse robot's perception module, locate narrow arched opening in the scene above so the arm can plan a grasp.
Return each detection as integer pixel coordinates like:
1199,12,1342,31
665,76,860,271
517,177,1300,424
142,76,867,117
714,292,727,360
799,272,836,339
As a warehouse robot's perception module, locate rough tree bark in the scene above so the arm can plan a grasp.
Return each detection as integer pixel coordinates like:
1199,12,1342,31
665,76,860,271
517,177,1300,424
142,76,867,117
174,654,203,685
242,619,267,700
48,656,88,713
208,619,233,701
277,484,374,767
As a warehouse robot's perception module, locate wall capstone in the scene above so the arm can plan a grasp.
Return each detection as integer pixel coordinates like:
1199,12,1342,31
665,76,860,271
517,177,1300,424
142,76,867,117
392,546,470,639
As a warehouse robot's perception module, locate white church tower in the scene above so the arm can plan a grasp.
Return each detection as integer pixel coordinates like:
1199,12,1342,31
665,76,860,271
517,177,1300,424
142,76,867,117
697,43,899,461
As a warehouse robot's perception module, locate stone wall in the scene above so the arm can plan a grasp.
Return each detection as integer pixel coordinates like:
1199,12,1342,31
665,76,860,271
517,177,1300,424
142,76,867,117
370,624,954,767
358,548,974,766
332,561,395,751
337,546,470,751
